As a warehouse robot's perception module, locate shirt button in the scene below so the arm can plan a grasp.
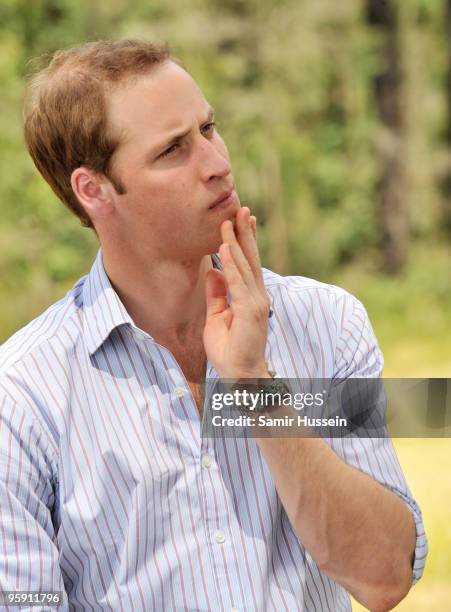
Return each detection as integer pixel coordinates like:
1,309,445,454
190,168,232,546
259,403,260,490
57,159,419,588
214,530,225,544
201,454,212,469
174,387,186,398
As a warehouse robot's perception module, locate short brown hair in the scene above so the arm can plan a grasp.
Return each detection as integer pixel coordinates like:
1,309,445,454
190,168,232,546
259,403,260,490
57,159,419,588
24,40,172,228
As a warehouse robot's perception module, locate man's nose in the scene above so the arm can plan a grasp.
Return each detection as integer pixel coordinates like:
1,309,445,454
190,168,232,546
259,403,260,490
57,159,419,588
197,138,232,182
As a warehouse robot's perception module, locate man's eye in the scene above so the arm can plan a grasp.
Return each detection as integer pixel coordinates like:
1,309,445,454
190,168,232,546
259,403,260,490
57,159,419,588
201,121,216,135
160,143,179,158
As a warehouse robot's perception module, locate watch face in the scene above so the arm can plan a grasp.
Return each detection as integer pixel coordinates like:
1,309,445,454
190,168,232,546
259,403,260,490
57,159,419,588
259,379,292,412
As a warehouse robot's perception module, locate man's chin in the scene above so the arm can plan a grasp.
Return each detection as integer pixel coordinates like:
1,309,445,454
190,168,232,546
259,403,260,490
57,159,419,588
207,237,224,257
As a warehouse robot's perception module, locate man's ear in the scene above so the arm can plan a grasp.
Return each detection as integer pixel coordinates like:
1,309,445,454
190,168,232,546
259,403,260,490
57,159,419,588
70,167,115,222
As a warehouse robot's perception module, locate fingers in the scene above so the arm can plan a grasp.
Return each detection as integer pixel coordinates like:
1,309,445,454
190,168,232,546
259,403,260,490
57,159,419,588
250,215,257,240
235,207,256,263
219,242,253,305
205,268,228,317
221,207,265,294
219,208,270,320
237,209,265,292
221,217,256,290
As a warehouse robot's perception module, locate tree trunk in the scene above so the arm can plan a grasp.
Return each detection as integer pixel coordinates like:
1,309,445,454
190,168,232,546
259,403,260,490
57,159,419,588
446,0,451,142
441,0,451,234
367,0,408,274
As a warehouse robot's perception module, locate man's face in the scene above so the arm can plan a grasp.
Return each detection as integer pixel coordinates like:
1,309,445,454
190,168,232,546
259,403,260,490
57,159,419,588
105,60,240,259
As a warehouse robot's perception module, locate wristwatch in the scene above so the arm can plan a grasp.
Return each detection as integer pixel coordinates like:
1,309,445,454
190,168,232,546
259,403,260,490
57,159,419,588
232,372,292,414
257,372,292,412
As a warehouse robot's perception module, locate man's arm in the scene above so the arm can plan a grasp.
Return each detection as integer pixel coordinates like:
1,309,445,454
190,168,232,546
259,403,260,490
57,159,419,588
253,431,415,611
203,207,426,611
0,391,68,611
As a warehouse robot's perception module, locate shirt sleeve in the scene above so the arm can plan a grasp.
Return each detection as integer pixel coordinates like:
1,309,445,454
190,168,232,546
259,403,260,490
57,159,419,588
328,291,428,586
0,392,68,610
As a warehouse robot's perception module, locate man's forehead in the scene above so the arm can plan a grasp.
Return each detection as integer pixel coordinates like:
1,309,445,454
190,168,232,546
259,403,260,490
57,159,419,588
107,62,210,140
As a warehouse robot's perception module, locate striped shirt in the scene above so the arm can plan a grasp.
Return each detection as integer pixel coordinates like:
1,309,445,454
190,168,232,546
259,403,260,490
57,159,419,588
0,250,427,611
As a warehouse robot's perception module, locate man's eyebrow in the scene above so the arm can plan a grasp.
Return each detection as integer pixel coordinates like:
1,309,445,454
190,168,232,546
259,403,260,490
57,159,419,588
152,106,216,155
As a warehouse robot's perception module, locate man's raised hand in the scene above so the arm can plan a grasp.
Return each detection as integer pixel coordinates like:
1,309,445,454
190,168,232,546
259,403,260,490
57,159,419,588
204,207,271,380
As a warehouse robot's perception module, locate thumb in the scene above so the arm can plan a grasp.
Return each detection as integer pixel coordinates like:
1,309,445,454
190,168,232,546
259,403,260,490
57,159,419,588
205,268,228,317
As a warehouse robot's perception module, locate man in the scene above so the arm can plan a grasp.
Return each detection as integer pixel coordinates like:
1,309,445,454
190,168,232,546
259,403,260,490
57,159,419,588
0,40,427,611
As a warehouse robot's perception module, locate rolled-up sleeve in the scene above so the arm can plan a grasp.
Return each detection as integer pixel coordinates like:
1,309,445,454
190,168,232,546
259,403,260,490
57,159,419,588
0,391,68,610
329,290,428,585
383,482,428,585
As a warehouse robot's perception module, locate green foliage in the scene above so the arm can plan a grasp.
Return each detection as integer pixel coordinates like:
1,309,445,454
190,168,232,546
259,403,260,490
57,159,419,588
0,0,449,344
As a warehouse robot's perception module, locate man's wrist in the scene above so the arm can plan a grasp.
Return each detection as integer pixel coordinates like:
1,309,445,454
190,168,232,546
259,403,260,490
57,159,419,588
233,368,272,381
226,373,292,414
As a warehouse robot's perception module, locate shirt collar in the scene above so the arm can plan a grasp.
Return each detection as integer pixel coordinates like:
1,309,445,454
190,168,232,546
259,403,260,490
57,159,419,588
82,250,272,356
82,250,133,355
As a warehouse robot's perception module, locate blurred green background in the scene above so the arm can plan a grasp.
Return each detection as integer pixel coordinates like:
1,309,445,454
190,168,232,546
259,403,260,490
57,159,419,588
0,0,450,609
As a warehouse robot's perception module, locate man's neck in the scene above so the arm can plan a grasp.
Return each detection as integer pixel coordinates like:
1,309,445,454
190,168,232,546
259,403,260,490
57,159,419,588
101,247,214,345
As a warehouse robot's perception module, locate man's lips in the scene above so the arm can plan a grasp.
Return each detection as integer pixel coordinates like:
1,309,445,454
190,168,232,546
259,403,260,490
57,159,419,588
208,189,235,210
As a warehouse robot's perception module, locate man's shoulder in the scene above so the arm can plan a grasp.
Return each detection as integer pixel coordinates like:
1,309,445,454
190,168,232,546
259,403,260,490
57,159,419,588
262,266,363,316
0,274,88,376
262,266,382,377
